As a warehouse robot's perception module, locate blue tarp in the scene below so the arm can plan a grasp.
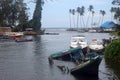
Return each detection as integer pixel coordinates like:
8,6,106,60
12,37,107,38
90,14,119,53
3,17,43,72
100,21,116,28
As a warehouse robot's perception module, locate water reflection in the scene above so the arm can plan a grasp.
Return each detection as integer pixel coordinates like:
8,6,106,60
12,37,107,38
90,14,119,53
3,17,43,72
33,35,42,54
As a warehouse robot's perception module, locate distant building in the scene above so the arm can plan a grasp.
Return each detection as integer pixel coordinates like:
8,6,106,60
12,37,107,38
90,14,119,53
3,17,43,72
0,27,12,33
100,21,116,32
25,28,33,31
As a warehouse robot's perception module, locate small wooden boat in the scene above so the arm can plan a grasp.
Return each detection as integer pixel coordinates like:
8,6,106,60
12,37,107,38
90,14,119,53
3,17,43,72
49,46,85,62
70,54,102,76
4,32,23,39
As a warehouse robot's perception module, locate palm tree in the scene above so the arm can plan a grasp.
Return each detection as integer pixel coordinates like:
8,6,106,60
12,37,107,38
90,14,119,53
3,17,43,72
76,7,80,29
86,5,93,28
101,10,106,24
69,9,72,29
79,7,83,29
80,6,85,29
98,10,103,26
76,6,85,29
91,10,95,28
110,7,114,21
71,9,76,28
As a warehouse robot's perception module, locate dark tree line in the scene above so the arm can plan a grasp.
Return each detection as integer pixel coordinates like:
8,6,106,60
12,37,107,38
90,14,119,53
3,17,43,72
0,0,29,31
111,0,120,20
111,0,120,35
0,0,44,33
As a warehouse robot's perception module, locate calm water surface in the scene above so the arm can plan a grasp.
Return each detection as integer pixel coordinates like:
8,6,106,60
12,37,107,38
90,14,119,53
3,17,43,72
0,29,119,80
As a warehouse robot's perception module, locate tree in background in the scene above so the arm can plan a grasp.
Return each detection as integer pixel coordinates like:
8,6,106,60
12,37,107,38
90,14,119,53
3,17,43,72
98,10,106,26
111,0,120,36
76,7,80,29
69,9,72,29
81,6,85,28
86,5,93,28
110,7,115,21
0,0,29,31
91,10,95,28
112,0,120,21
76,6,85,29
112,0,120,5
29,0,44,32
101,10,106,24
71,9,76,28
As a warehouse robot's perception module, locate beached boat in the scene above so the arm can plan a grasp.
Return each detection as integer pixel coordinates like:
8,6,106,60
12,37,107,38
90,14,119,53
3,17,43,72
4,32,23,39
70,53,102,76
49,46,85,62
70,35,88,54
89,39,104,53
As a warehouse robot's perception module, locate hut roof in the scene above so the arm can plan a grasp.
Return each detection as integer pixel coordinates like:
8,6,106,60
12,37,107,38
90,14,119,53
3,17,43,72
100,21,116,28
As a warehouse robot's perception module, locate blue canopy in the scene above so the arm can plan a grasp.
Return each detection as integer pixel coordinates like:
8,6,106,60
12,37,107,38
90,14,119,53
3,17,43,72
100,21,116,28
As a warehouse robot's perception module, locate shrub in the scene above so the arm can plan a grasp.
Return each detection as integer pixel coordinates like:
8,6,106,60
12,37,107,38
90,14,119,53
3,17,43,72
104,39,120,62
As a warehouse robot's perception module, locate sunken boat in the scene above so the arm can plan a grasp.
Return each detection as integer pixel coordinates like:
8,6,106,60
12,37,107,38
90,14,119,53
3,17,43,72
70,53,102,76
48,46,85,62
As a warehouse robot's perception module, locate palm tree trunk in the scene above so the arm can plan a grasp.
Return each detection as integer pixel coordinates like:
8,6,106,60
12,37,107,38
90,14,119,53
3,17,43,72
69,13,72,28
91,15,94,28
98,15,102,26
86,12,90,28
101,16,104,25
80,16,82,29
73,15,75,28
111,12,114,21
81,16,85,29
77,13,79,29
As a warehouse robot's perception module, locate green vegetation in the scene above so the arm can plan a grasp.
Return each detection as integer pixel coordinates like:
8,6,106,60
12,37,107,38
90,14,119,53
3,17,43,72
111,24,120,36
105,39,120,79
29,0,44,32
0,0,44,33
110,0,120,36
0,0,29,31
104,1,120,78
104,39,120,62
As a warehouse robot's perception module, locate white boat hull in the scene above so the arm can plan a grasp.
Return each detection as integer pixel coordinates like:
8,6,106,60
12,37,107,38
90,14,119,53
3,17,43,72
89,40,104,53
70,35,88,54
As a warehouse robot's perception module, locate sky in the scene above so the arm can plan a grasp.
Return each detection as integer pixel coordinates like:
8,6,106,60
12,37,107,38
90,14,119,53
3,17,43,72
25,0,116,28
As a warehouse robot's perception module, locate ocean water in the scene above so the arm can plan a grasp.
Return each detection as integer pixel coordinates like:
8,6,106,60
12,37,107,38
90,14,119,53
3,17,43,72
0,29,118,80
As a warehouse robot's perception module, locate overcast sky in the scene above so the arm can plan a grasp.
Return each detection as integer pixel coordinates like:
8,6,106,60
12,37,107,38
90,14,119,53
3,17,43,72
25,0,116,28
